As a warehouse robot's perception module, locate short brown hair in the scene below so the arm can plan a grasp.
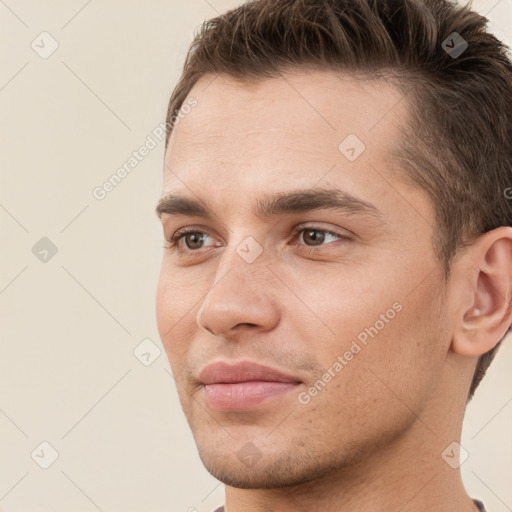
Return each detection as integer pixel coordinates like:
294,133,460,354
164,0,512,401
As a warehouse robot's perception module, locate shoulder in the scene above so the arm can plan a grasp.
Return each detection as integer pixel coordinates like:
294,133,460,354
473,498,487,511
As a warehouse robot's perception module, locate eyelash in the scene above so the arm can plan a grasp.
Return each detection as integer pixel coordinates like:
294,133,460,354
164,224,352,257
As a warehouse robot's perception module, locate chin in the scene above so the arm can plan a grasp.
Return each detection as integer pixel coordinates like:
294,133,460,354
198,447,340,490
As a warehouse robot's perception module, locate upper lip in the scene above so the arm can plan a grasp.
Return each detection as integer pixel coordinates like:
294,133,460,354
198,361,302,385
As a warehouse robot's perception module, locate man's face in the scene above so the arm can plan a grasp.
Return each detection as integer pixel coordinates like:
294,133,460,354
156,71,452,488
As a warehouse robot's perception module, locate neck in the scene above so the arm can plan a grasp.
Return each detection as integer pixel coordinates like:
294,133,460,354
224,426,476,512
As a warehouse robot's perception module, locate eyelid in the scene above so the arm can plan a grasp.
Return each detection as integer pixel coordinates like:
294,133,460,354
168,226,219,250
291,222,354,239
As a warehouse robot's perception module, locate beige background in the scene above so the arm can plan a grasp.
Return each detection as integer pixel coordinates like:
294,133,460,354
1,0,511,511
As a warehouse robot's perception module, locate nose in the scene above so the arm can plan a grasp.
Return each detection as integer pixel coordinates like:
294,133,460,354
196,252,280,339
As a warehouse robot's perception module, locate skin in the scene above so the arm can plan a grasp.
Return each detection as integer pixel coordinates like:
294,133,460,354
156,70,512,512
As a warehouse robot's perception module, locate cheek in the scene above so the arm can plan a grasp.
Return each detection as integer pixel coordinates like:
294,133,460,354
288,256,446,396
155,265,196,366
155,267,174,338
281,260,398,349
156,261,204,329
292,292,446,449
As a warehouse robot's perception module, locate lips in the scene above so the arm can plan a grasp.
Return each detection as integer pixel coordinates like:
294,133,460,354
198,361,302,411
199,361,301,384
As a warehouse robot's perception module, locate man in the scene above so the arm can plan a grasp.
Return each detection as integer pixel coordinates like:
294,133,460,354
155,0,512,510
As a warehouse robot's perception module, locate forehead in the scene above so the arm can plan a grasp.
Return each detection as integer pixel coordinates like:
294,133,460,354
162,70,420,221
173,70,405,138
165,70,408,173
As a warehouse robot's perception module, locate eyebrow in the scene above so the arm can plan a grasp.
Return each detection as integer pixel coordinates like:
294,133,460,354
155,187,382,221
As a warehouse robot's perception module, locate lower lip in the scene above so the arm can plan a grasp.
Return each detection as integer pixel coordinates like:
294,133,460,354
203,381,300,410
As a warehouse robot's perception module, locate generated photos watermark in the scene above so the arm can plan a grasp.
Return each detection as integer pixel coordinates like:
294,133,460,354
298,301,403,405
92,97,198,201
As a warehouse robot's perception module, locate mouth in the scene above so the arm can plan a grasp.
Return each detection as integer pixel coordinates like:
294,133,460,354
198,360,302,411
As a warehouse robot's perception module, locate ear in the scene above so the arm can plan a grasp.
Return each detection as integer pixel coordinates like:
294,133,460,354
451,226,512,356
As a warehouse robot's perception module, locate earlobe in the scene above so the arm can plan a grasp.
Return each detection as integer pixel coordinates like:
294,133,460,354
452,226,512,357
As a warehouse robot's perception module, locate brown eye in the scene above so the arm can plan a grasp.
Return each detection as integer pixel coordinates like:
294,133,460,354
301,229,327,246
182,232,207,250
168,229,215,254
291,225,352,254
